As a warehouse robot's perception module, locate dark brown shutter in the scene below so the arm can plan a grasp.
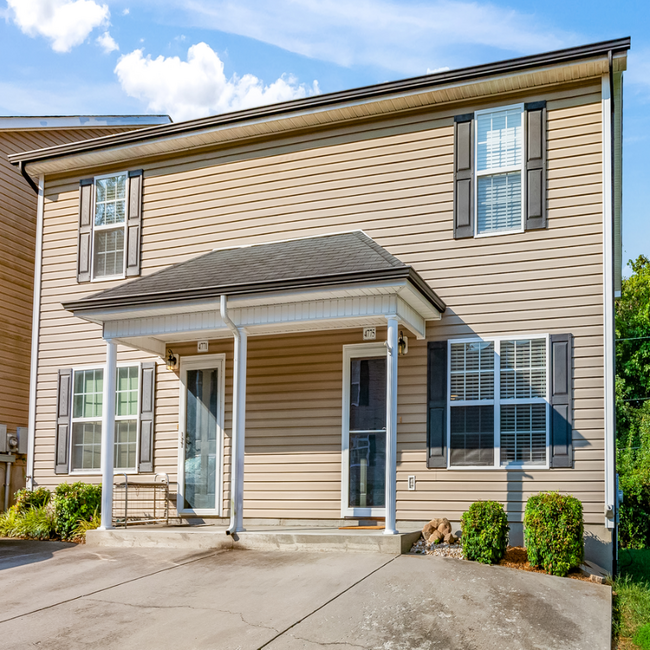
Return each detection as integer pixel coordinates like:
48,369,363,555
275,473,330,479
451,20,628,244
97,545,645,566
454,113,474,239
77,179,94,282
427,341,448,468
524,101,547,230
550,334,573,468
138,362,156,472
55,369,72,474
125,170,143,277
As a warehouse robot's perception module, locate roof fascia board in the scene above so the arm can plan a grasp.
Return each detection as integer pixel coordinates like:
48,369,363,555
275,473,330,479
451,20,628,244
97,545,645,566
10,38,629,173
16,56,609,177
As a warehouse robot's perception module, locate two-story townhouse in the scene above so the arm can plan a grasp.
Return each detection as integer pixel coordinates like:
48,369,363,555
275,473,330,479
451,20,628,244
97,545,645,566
0,115,170,508
9,38,627,572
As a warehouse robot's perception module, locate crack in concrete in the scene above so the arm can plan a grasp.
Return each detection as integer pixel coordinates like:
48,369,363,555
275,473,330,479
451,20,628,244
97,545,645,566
83,597,280,633
0,549,228,625
287,634,368,649
256,554,399,650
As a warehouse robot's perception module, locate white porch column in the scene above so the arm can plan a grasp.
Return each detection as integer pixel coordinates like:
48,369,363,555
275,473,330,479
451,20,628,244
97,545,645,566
230,328,248,532
99,339,117,530
385,316,399,534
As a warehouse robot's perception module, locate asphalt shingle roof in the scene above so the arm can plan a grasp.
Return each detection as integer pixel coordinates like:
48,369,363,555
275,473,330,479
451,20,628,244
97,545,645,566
64,231,445,312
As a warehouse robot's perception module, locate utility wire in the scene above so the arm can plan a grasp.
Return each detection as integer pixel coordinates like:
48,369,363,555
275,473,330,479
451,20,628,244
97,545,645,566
616,335,650,341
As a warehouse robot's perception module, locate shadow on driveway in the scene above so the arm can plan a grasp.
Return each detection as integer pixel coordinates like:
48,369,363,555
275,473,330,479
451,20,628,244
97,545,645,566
0,538,75,571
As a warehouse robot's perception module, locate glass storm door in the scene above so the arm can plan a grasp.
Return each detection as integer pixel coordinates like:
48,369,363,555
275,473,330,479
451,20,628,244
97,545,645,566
348,356,387,512
181,364,220,512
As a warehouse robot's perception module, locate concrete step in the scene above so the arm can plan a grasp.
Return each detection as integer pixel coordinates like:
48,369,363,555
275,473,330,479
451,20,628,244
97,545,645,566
86,526,421,554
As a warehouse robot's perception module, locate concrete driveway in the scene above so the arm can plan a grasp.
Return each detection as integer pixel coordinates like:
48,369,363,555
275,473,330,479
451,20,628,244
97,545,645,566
0,539,610,649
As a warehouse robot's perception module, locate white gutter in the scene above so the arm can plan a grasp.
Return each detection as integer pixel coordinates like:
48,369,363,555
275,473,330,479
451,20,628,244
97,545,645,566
602,71,616,530
220,295,247,534
26,175,45,490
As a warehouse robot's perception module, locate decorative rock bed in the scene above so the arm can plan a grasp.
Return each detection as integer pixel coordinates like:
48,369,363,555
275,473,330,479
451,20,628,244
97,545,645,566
410,517,464,558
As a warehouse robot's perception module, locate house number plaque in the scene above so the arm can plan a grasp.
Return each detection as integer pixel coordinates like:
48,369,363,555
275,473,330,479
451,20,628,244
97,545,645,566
363,327,376,340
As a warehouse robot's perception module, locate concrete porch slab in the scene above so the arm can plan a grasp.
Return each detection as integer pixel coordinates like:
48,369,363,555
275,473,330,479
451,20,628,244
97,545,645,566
86,525,422,554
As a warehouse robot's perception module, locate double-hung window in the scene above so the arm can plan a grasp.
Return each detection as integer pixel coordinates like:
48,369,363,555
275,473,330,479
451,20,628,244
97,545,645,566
93,173,127,279
70,365,140,471
77,169,143,283
448,336,549,468
453,101,547,238
475,105,524,236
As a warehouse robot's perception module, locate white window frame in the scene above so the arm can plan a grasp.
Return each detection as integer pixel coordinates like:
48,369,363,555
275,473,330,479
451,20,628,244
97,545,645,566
91,171,129,283
114,364,141,472
447,334,550,470
341,343,388,518
69,361,141,475
177,354,226,517
474,104,526,238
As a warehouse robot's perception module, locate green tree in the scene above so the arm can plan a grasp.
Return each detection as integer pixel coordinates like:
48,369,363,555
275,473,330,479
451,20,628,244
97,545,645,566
616,255,650,547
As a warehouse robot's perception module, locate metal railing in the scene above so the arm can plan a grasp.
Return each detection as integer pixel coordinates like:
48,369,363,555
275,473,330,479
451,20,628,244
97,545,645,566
112,473,170,527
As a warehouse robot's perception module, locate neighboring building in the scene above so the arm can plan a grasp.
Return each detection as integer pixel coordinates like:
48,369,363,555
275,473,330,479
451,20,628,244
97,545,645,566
9,38,627,571
0,115,170,507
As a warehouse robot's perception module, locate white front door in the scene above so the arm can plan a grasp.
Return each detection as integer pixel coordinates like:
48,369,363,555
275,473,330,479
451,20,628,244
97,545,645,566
342,343,387,517
178,354,225,515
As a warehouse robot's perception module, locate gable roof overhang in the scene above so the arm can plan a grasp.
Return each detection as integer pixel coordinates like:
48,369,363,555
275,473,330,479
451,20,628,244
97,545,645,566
63,232,445,354
9,38,629,178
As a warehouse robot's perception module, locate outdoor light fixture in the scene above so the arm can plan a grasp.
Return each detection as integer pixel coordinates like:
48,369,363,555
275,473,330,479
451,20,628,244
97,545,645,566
398,331,408,356
166,349,178,371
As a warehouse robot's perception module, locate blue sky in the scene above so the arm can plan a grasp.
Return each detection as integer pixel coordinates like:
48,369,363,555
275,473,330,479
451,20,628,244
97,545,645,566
1,0,647,267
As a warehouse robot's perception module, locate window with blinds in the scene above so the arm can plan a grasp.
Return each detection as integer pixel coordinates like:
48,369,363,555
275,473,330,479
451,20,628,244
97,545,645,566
475,106,524,235
93,173,128,279
448,337,549,468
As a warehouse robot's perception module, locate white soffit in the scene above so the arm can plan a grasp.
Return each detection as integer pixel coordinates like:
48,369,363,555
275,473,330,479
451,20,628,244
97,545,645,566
23,55,622,177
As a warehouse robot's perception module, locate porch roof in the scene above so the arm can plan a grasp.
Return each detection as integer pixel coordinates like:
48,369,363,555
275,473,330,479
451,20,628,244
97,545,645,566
65,231,445,312
64,232,445,350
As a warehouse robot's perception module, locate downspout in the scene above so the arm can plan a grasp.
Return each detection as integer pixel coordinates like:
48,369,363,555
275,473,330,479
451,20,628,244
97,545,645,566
26,175,45,490
602,50,618,572
608,49,619,575
18,161,40,195
220,295,244,535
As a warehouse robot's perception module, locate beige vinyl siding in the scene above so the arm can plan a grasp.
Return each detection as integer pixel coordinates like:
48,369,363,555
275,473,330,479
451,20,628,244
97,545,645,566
34,81,605,524
0,127,146,433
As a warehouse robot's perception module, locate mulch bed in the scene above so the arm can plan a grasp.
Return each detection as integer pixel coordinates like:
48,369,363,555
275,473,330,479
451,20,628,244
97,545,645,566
499,546,590,582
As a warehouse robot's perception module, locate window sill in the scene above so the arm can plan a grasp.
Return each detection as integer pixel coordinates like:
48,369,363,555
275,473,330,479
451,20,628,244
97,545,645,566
90,274,126,283
447,464,549,471
474,228,525,239
68,469,138,475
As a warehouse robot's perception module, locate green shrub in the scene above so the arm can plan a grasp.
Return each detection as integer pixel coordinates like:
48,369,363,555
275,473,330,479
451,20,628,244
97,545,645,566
617,429,650,549
0,506,55,540
53,482,102,541
13,487,51,513
524,492,584,577
0,508,20,537
460,501,509,564
15,507,56,540
72,508,101,542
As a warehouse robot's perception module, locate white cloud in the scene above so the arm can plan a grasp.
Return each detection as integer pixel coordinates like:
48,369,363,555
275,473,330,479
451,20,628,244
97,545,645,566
96,31,119,54
114,42,319,122
427,67,451,74
6,0,109,53
122,8,130,15
178,0,576,74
